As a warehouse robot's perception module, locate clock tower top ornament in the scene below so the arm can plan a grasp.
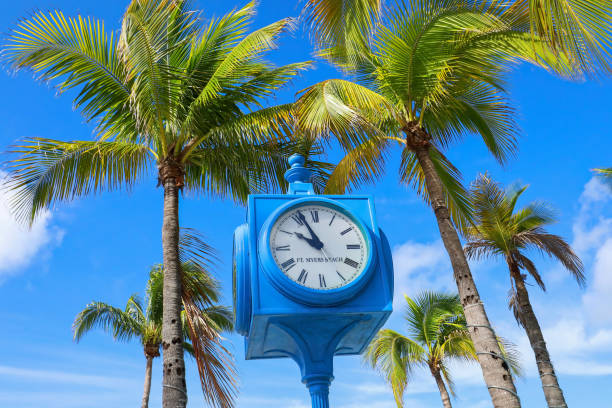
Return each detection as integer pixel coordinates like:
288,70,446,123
232,154,394,407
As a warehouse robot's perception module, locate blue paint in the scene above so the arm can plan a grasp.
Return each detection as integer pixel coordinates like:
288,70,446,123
233,155,394,407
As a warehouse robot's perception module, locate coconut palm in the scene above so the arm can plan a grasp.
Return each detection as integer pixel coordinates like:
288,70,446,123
73,261,233,408
302,0,612,75
1,2,323,406
366,291,521,408
464,174,584,408
293,2,573,406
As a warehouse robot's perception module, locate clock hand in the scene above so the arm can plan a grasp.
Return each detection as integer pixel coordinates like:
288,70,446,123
320,246,333,261
297,211,324,249
295,232,319,249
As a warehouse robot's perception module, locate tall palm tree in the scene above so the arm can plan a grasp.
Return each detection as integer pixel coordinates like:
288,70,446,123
293,2,572,406
2,2,323,406
464,174,584,408
366,291,521,408
73,262,233,408
302,0,612,75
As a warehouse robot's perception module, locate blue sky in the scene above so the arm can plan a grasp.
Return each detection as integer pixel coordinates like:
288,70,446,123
0,1,611,407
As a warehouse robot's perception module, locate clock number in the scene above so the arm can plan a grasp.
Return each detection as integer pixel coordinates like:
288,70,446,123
340,227,353,235
281,258,296,271
336,271,346,281
297,269,308,284
346,244,361,249
329,214,336,226
310,210,319,223
291,214,304,226
275,245,290,251
319,274,327,288
344,258,359,268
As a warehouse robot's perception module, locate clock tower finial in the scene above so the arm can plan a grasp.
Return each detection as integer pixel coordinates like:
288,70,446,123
284,154,314,195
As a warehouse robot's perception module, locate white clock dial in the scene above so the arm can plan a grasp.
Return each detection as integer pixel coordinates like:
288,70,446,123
269,204,369,290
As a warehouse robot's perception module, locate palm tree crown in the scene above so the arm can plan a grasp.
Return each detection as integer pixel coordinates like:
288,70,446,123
302,0,612,76
3,0,316,223
366,291,520,408
73,261,234,408
296,0,575,226
464,174,585,305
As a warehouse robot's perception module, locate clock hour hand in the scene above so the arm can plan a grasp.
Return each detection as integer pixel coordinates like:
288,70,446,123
295,231,323,250
297,211,324,249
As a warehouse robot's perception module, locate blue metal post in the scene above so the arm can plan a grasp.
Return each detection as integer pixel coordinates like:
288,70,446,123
304,374,331,408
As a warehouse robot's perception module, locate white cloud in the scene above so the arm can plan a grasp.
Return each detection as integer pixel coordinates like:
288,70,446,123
582,238,612,324
572,178,612,254
0,172,63,281
391,240,454,309
0,365,139,388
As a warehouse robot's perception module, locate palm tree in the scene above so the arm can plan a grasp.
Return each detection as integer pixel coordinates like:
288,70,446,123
366,291,521,408
2,2,320,406
301,0,612,75
73,262,233,408
293,2,572,406
464,174,584,408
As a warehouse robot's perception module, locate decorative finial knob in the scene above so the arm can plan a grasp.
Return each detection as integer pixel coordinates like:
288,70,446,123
288,154,305,168
284,154,313,194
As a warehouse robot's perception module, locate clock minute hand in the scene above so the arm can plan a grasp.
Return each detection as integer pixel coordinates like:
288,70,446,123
297,211,324,249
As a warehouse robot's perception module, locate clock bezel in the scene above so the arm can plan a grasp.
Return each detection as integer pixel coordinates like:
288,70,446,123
258,196,377,306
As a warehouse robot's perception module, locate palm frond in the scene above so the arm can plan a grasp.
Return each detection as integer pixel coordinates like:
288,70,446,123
324,136,399,194
182,16,295,130
521,0,612,75
304,0,382,64
365,328,424,407
497,335,523,378
594,167,612,189
5,138,152,224
399,146,473,230
178,228,219,272
72,301,142,342
514,230,585,286
294,79,397,150
183,301,237,408
3,10,131,131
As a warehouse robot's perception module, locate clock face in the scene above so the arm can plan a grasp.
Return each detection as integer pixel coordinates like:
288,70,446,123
269,204,369,290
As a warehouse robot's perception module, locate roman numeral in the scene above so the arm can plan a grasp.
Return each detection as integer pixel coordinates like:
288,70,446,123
275,245,290,251
310,210,319,223
344,258,359,268
336,271,346,281
329,215,336,226
340,227,353,235
346,244,361,249
319,274,327,288
281,258,296,271
291,214,304,226
297,269,308,284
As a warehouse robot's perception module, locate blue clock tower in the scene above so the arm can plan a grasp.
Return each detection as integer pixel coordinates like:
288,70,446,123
233,155,394,407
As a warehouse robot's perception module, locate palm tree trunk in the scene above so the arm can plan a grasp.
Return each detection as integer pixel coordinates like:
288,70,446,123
406,125,520,408
142,355,154,408
508,260,567,408
431,368,453,408
161,166,187,408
